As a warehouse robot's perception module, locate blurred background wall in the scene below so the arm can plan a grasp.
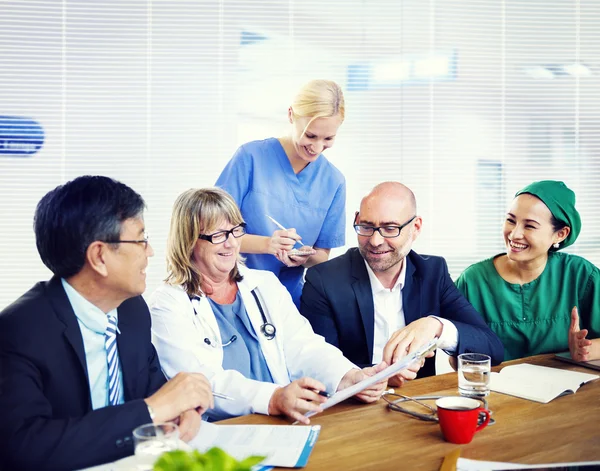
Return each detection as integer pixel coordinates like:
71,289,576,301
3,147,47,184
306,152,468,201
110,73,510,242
1,0,599,309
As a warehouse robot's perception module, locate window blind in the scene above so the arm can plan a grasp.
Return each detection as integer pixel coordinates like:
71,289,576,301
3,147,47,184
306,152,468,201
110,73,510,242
1,0,599,309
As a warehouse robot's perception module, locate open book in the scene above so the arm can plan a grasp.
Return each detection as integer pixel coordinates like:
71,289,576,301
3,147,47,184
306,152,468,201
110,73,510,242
489,363,599,403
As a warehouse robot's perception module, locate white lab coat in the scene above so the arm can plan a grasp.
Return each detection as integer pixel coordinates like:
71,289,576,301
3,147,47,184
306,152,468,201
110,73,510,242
149,265,356,420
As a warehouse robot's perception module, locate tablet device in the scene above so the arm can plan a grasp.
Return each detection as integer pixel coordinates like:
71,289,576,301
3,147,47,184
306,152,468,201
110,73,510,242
554,351,600,372
288,247,314,257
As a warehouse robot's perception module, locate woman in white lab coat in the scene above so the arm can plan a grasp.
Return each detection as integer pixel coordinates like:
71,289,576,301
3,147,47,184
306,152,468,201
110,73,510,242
149,187,387,423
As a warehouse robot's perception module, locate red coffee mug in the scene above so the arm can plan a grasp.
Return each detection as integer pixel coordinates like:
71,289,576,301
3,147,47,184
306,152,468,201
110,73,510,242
436,397,491,444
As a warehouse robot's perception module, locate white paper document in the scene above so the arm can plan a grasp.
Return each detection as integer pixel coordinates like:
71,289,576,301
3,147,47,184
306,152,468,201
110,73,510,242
304,338,439,419
189,421,321,468
457,457,600,470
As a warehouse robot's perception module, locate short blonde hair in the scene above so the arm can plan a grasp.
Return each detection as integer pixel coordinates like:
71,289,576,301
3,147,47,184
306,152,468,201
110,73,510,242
291,79,345,133
165,187,244,297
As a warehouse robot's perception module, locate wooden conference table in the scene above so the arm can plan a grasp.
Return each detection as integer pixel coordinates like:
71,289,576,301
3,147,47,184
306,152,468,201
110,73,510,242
220,354,600,470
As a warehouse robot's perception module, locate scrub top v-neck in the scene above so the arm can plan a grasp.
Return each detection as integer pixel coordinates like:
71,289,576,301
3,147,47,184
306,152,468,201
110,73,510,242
207,292,274,383
216,138,346,307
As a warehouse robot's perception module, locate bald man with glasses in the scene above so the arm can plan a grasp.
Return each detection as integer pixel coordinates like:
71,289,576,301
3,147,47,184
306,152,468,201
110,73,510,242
300,182,504,385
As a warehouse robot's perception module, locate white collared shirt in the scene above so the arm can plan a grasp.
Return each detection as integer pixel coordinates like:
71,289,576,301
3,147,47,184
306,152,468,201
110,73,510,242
364,260,459,365
61,278,124,409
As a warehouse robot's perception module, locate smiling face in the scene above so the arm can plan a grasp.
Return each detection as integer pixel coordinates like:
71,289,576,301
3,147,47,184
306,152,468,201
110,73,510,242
289,112,343,166
503,194,569,264
192,218,242,284
356,190,421,279
105,216,154,300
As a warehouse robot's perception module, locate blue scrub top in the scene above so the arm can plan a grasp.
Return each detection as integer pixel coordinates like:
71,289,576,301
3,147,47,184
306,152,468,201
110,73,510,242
208,292,274,383
216,138,346,307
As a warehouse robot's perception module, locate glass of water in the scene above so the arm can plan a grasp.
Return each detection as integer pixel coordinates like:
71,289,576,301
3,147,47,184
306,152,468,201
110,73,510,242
133,422,179,470
457,353,491,398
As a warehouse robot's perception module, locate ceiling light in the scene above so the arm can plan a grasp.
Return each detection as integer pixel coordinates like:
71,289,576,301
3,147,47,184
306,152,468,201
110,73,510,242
562,63,592,77
524,66,555,80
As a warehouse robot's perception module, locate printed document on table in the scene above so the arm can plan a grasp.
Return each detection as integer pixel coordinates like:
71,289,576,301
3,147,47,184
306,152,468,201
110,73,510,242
457,457,600,470
189,421,321,468
304,338,439,419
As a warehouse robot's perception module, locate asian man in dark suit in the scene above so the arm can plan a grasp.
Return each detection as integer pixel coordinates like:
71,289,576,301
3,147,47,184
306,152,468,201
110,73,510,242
0,176,214,471
300,182,503,385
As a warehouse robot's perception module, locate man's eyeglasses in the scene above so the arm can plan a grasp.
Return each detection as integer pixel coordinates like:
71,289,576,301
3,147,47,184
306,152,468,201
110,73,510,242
103,232,150,249
353,215,416,238
199,223,246,244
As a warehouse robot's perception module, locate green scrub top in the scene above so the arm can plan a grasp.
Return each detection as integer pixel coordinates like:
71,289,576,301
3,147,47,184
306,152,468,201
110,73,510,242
456,251,600,361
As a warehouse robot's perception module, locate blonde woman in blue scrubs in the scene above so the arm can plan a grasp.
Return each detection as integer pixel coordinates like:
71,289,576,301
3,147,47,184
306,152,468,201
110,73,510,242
216,79,347,307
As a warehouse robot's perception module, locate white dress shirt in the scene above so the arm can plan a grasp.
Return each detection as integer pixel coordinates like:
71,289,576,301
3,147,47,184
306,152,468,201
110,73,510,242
61,278,124,409
364,260,459,365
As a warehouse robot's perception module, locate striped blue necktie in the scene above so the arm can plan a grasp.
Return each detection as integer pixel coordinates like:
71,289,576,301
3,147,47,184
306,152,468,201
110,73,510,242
105,314,122,406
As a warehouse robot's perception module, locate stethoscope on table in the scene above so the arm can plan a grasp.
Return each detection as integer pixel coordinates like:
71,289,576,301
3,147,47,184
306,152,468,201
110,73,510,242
189,288,276,347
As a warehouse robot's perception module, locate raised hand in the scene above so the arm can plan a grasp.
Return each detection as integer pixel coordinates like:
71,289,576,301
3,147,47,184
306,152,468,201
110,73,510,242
569,306,592,361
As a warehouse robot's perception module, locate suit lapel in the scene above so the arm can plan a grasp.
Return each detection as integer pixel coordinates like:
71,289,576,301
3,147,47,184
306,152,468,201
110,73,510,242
47,277,91,398
350,250,375,362
402,256,421,325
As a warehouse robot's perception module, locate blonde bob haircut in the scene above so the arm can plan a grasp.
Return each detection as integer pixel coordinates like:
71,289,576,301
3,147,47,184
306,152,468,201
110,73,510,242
290,79,345,134
165,187,245,297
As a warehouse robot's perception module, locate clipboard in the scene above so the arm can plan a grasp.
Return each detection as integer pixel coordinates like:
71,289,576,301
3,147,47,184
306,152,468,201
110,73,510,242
303,338,439,420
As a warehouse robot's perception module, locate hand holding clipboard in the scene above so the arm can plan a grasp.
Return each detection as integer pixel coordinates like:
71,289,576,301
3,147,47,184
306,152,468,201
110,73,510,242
302,339,439,421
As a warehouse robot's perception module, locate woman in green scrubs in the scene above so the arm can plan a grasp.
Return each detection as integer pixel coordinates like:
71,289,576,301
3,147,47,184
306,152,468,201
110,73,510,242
456,180,600,361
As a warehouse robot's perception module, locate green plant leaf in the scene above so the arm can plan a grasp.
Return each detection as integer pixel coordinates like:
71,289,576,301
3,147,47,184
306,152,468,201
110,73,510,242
152,447,265,471
204,447,238,471
238,455,266,470
153,450,197,471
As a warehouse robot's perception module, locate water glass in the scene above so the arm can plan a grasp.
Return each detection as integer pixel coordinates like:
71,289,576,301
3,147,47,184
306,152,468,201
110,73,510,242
457,353,491,398
133,422,179,470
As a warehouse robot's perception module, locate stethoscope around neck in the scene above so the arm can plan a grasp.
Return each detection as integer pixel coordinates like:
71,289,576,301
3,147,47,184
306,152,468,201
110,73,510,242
189,288,276,347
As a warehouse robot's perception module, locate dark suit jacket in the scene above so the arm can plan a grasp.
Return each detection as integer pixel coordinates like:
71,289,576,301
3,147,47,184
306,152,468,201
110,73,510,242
300,249,504,377
0,276,167,471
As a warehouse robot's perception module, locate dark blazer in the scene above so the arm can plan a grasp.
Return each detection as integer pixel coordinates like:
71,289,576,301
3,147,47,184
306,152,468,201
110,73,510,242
300,249,504,377
0,276,167,471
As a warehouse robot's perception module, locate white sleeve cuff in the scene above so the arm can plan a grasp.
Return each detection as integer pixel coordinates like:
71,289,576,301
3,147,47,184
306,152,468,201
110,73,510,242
429,316,458,353
253,382,282,416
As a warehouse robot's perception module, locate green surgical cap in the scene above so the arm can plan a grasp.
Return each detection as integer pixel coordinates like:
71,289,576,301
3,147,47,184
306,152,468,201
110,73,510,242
515,180,581,250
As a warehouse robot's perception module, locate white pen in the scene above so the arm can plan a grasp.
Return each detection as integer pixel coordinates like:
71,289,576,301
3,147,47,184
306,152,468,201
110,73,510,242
266,214,303,248
213,391,234,401
266,214,290,232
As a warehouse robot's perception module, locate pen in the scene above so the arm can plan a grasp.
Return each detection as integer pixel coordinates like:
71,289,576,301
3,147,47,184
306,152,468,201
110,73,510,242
213,391,234,401
314,389,332,398
266,214,303,249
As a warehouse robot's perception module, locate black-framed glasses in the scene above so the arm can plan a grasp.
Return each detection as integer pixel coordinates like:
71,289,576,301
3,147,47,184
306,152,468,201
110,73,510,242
199,223,246,244
103,232,150,249
353,215,416,238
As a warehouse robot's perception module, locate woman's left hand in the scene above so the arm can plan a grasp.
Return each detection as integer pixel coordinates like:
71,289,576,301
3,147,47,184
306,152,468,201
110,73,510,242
569,306,593,361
